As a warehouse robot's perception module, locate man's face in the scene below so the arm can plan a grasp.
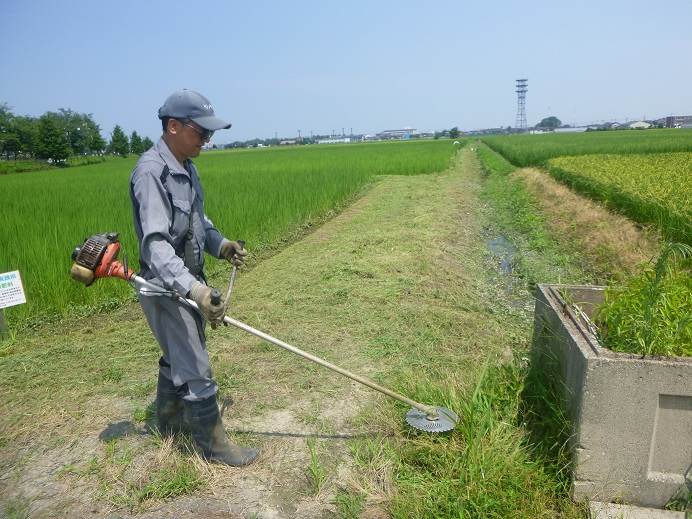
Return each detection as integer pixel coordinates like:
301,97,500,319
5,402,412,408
167,119,213,159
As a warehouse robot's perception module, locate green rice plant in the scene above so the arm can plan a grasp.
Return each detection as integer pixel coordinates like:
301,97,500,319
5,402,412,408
596,243,692,357
0,140,458,330
547,153,692,244
482,129,692,167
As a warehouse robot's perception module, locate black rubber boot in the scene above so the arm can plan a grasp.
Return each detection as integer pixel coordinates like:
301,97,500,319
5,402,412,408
183,394,259,467
156,372,185,437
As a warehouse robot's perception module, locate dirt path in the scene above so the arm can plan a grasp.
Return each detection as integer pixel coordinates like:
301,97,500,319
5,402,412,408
1,148,525,518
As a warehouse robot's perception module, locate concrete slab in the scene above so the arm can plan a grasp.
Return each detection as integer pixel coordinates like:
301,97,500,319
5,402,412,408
533,285,692,508
589,501,685,518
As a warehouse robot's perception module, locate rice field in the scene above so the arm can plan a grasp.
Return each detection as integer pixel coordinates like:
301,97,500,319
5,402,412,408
482,129,692,166
0,140,458,328
547,153,692,244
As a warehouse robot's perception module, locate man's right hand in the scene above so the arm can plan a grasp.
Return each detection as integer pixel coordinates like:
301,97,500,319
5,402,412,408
189,281,224,323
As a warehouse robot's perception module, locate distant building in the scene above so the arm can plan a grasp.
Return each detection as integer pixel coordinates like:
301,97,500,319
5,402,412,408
317,137,351,144
554,127,589,133
628,121,652,129
664,115,692,128
376,128,417,140
279,140,297,145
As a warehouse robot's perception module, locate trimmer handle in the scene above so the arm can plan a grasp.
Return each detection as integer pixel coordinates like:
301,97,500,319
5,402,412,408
210,288,222,306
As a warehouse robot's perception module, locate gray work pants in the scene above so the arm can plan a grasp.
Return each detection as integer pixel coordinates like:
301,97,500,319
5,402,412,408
139,292,218,401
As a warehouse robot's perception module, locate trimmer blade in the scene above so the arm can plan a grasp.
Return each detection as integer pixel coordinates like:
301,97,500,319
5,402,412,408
405,406,459,433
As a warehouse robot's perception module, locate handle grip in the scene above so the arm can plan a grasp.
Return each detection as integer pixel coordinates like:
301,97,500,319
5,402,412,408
237,240,245,250
210,288,222,306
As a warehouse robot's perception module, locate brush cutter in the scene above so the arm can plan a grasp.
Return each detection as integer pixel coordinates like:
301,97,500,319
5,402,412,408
70,232,458,433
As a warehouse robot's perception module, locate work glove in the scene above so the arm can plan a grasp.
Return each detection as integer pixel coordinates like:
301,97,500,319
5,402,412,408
219,240,247,266
189,281,225,324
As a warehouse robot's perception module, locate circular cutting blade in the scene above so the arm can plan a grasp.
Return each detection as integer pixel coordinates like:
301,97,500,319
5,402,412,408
405,406,459,433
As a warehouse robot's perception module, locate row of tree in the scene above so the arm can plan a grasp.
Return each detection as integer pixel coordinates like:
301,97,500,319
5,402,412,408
0,103,153,163
108,125,153,158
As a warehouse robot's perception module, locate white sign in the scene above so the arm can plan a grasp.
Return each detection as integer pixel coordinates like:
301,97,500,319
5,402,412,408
0,271,26,309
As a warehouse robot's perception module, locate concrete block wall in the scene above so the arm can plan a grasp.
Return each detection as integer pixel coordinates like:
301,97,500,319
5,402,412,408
532,284,692,508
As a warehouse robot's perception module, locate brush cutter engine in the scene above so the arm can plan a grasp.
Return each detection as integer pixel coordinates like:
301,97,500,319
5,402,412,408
70,232,134,286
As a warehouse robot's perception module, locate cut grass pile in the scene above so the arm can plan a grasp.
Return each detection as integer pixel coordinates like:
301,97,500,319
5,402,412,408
0,139,457,330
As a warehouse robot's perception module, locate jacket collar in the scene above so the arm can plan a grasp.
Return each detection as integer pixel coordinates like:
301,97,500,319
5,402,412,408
155,137,192,177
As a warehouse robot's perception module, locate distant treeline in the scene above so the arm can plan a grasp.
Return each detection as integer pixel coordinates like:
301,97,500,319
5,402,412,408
0,103,153,165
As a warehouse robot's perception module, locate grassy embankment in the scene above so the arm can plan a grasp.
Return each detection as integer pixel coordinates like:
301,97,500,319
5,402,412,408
2,146,588,517
0,140,456,332
475,143,592,287
547,153,691,245
481,130,692,246
482,128,692,166
480,132,691,358
0,155,110,174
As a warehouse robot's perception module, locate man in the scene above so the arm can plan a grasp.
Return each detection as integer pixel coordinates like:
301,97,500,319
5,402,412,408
129,89,258,467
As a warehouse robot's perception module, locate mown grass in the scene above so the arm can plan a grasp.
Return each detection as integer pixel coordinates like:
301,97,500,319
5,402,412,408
0,139,458,331
335,147,586,517
482,128,692,167
1,145,585,516
58,435,205,512
1,494,31,519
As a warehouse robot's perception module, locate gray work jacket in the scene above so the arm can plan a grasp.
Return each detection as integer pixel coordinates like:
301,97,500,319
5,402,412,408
130,138,225,296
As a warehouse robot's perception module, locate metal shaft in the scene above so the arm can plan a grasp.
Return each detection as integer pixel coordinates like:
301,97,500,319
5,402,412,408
220,313,439,417
132,275,439,418
221,265,237,315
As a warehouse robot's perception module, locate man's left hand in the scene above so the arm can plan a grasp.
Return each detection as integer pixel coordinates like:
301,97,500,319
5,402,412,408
219,240,247,266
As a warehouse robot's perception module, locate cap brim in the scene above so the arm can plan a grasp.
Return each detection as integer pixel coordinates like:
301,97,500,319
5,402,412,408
191,115,232,131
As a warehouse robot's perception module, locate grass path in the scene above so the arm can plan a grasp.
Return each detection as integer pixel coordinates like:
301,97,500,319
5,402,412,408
1,147,583,518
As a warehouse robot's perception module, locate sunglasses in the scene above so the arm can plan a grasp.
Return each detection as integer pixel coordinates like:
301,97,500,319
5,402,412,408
180,120,214,141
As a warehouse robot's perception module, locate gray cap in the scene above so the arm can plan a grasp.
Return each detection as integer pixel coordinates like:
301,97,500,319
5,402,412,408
158,89,231,131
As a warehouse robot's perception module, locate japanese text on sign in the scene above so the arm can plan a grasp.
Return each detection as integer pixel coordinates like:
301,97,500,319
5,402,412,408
0,271,26,309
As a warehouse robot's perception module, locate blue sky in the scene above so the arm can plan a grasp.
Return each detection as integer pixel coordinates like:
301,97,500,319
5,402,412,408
1,0,690,144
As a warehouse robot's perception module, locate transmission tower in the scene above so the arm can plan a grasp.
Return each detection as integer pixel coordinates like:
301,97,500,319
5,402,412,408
515,79,528,131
